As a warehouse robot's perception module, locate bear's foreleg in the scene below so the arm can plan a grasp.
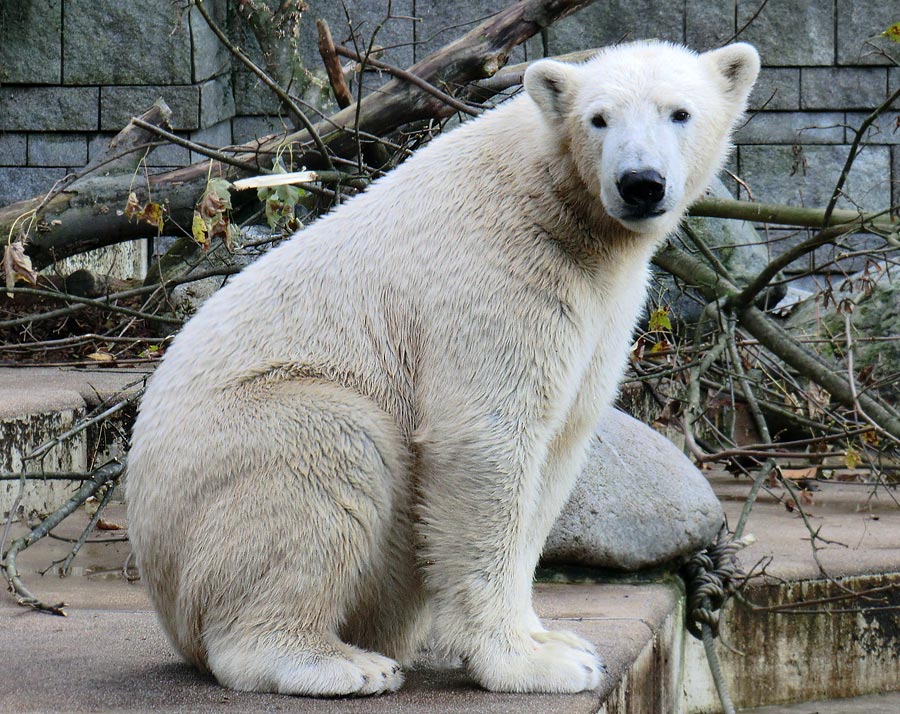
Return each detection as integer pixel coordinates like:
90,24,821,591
414,406,603,693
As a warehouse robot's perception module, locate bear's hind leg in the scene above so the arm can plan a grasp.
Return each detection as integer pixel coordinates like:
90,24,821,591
174,380,410,696
204,625,404,696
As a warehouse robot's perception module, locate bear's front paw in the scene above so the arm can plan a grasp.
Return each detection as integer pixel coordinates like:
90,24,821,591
532,628,599,657
471,638,604,693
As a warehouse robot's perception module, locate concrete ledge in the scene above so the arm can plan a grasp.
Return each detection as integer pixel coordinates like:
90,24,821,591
0,367,149,515
0,577,683,714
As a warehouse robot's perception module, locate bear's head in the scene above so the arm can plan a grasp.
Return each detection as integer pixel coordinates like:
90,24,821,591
524,41,760,236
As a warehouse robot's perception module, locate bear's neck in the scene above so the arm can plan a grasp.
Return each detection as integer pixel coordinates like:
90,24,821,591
525,138,655,267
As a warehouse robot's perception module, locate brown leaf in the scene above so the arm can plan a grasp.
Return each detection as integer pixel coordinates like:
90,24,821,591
96,518,122,531
138,202,165,234
781,466,819,481
86,351,116,363
123,191,141,220
3,241,39,297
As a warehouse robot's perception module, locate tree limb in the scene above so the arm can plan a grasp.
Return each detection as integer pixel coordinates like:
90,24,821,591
653,243,900,442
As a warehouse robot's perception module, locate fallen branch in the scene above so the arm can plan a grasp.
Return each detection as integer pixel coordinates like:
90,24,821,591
0,460,125,616
3,0,597,269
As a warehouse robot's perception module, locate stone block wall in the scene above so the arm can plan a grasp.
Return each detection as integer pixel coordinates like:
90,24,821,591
0,0,231,208
1,0,897,280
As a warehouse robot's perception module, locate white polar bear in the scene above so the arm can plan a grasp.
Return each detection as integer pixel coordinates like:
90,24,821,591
126,40,759,696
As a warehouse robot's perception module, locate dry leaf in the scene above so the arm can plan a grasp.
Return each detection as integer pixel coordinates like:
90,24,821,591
86,351,116,363
139,202,165,234
781,466,819,481
191,211,209,250
124,191,141,220
648,306,672,332
844,445,861,470
96,518,122,531
883,21,900,43
3,241,39,297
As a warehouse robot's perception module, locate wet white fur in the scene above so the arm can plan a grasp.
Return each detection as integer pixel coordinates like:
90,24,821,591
126,41,758,696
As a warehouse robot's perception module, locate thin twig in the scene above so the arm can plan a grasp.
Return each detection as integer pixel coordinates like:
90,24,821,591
822,86,900,229
3,286,181,326
1,265,240,330
130,118,262,173
334,43,481,117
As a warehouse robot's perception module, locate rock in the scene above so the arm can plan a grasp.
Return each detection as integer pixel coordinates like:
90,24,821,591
543,408,724,571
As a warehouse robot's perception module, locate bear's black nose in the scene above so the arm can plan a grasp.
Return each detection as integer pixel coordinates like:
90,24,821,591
617,170,666,214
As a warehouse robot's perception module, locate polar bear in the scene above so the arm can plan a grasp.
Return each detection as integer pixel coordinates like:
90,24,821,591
126,40,759,696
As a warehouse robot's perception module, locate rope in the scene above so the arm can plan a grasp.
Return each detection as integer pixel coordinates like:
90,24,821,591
681,524,756,714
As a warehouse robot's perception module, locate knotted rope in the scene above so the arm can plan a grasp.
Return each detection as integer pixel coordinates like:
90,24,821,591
681,524,756,714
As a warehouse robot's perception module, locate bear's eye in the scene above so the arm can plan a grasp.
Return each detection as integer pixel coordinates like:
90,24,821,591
671,109,691,123
590,114,607,129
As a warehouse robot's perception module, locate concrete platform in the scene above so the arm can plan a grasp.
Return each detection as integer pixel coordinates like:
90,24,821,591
4,367,900,712
1,366,150,516
0,576,682,714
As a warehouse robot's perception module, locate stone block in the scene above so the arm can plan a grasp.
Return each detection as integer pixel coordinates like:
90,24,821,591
734,112,844,145
850,111,900,145
63,0,192,84
737,0,834,66
189,0,230,82
100,86,200,132
0,166,67,206
0,87,99,131
801,68,889,110
836,0,900,65
232,115,288,144
27,134,88,167
749,68,800,111
685,0,734,51
58,240,148,282
891,68,900,109
547,0,684,56
199,77,236,129
0,134,27,165
738,144,891,211
233,69,283,115
0,0,62,84
190,120,233,163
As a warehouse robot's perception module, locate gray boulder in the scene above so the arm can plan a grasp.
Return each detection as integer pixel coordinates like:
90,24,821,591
543,409,724,570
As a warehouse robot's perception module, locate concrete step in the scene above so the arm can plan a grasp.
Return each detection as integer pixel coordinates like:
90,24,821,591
687,474,900,712
0,366,149,516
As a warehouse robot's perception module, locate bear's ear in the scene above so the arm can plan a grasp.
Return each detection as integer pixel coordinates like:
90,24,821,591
702,43,761,105
524,59,580,120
